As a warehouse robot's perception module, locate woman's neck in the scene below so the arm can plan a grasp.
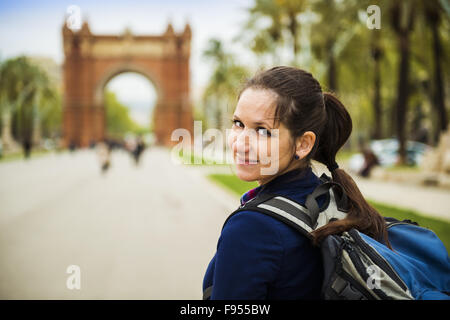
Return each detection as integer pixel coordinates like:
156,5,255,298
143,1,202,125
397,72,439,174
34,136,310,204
257,162,308,186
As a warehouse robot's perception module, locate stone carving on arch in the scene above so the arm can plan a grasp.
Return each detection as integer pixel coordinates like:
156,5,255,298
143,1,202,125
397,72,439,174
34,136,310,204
62,20,193,147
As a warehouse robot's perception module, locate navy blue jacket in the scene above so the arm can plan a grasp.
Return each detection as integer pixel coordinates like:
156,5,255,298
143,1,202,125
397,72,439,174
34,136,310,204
203,167,326,300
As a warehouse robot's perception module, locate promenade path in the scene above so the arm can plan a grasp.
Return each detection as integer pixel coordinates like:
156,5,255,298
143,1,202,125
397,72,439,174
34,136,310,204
0,147,236,299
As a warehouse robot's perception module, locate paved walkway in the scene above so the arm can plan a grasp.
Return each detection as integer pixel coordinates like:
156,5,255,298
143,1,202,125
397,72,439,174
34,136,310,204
0,147,448,299
0,147,236,299
351,172,450,222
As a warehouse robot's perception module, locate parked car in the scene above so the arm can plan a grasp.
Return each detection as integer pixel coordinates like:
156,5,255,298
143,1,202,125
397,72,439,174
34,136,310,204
43,138,56,151
349,139,431,172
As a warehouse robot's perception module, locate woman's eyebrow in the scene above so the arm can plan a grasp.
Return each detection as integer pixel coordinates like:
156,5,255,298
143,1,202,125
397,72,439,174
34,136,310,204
233,115,274,128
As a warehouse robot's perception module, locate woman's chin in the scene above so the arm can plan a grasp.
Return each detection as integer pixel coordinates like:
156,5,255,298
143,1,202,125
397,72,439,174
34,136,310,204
235,165,260,182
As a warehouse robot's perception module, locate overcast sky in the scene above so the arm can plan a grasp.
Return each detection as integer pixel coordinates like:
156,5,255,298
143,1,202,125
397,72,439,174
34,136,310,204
0,0,254,124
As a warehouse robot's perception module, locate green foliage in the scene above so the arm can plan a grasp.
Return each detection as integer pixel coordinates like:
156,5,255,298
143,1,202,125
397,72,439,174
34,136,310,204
240,0,308,63
104,90,145,138
208,173,258,195
202,39,250,130
0,56,61,141
40,89,62,138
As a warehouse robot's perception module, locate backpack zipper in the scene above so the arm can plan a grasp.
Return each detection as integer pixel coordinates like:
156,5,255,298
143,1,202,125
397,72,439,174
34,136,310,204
386,221,418,229
339,238,377,300
348,229,408,292
327,238,374,300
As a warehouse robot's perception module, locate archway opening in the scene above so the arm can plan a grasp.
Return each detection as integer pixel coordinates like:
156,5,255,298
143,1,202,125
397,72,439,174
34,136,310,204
103,72,157,145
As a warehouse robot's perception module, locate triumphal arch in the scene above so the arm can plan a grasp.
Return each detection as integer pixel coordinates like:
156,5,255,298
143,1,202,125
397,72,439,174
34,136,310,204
62,21,193,147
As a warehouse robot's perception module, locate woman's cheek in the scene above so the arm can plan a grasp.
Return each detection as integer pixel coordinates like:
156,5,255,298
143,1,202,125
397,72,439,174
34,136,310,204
227,130,237,152
258,138,272,165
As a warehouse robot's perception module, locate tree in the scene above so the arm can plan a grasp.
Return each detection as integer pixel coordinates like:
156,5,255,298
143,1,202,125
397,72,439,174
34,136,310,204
104,90,142,139
389,0,416,165
202,39,249,132
240,0,307,64
239,0,284,65
277,0,307,60
0,56,58,155
371,30,384,140
310,0,360,92
424,0,448,140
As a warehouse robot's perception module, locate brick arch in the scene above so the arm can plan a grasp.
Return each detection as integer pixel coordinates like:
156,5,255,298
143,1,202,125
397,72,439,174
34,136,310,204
62,21,193,147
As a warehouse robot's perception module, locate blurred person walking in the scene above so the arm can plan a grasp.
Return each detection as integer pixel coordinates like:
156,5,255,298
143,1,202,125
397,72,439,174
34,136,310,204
97,139,111,174
359,145,380,178
23,138,32,159
132,135,146,166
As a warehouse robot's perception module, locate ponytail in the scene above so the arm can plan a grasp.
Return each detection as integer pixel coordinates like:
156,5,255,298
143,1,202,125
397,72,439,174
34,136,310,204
311,92,391,249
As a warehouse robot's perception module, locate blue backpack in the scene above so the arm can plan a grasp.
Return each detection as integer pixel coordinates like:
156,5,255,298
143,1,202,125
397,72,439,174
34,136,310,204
219,173,450,300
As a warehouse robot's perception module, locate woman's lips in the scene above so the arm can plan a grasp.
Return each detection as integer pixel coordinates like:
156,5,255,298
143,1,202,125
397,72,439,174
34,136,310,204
235,156,259,165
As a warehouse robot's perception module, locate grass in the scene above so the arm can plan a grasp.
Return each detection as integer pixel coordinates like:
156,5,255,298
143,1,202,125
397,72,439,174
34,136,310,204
209,173,259,195
176,149,228,166
366,200,450,251
0,148,59,163
336,150,358,163
384,165,421,173
208,173,450,251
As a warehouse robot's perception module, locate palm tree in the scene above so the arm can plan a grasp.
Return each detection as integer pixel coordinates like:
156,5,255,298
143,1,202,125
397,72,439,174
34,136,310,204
370,30,383,140
389,0,415,165
279,0,307,60
29,66,59,145
310,0,360,92
0,57,35,151
238,0,284,65
424,0,448,141
0,56,57,156
240,0,307,64
202,39,249,132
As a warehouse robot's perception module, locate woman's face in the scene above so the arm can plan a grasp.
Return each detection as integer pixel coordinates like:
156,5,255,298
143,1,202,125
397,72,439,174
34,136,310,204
228,87,315,186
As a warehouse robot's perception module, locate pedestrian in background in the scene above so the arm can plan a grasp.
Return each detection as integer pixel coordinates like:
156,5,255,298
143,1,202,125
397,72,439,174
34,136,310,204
97,139,111,174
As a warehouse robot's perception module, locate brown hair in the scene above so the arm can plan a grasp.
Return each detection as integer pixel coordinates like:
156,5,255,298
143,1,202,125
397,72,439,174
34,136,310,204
240,66,390,248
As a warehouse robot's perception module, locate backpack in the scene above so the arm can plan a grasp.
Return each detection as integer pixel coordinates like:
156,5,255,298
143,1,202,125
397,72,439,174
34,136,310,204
207,173,450,300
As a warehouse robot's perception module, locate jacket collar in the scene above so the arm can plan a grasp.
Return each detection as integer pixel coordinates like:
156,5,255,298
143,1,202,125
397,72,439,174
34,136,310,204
240,166,319,205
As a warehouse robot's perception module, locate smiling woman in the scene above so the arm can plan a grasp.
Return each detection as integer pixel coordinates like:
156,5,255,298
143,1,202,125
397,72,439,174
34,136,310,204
228,87,317,186
203,66,393,300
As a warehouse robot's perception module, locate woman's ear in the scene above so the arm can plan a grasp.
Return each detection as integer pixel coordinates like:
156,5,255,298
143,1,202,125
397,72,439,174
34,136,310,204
294,131,316,160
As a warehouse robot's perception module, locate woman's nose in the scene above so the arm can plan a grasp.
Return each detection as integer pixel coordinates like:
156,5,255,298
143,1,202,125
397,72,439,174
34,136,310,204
234,129,256,155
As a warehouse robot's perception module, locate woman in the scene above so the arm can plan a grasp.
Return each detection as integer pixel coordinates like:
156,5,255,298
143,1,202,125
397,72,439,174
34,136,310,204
202,66,390,300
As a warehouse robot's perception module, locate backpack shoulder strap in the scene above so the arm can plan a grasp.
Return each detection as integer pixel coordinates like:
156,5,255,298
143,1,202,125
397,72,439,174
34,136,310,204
305,177,349,229
222,177,349,240
223,192,316,240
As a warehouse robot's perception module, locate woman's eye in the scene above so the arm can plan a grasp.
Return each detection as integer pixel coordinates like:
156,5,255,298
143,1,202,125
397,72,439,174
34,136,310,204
232,120,271,137
232,120,243,128
257,127,271,137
